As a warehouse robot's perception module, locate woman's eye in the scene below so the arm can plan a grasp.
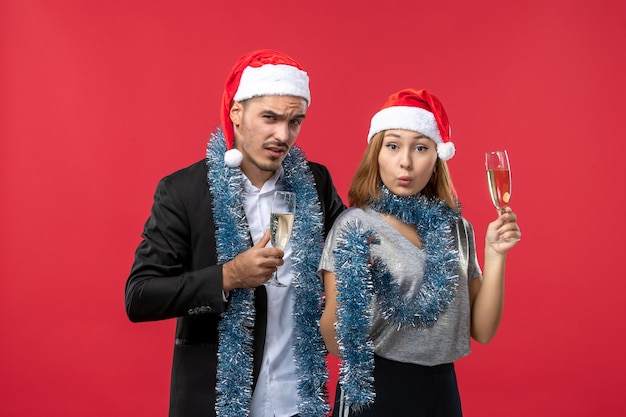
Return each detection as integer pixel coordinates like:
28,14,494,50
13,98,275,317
386,143,398,150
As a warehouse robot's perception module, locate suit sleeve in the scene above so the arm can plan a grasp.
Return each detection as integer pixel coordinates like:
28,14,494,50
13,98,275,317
125,176,226,322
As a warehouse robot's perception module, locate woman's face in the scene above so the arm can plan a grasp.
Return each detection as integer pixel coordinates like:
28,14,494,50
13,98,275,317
378,129,438,197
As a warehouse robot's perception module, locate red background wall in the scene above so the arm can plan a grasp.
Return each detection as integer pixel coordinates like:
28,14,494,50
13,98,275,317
1,1,625,416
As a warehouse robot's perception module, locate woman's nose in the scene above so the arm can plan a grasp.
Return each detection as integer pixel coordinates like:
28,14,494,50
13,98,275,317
400,151,412,169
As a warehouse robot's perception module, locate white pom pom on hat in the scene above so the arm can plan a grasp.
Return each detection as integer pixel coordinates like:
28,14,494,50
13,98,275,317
220,49,311,168
367,89,455,161
224,148,243,167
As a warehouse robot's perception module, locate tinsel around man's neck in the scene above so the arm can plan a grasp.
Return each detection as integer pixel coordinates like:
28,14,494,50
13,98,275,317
206,128,329,417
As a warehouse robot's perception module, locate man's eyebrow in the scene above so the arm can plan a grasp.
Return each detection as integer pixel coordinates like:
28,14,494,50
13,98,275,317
262,110,307,120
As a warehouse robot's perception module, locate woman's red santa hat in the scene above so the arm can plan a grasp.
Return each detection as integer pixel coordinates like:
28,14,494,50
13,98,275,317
220,49,311,167
367,88,455,161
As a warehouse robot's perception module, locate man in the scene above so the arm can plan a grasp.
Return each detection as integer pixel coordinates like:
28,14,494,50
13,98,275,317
125,49,345,417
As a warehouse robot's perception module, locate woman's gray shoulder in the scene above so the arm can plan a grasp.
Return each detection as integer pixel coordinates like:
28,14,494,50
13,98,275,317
334,207,367,225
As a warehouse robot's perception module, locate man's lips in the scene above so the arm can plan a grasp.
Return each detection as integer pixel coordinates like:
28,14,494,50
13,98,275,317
265,143,288,157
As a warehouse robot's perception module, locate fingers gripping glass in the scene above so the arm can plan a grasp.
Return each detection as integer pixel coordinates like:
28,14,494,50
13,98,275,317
266,191,296,287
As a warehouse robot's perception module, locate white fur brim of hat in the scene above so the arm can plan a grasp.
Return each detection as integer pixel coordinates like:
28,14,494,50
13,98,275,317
233,64,311,105
367,106,455,160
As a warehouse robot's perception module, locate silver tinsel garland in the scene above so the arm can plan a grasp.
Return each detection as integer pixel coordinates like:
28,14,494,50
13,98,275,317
207,129,329,417
333,186,461,411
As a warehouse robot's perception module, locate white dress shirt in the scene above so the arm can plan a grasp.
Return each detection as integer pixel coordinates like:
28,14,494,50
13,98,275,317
243,168,299,417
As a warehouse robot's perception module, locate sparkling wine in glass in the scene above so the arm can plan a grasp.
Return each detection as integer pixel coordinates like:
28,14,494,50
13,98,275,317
267,191,296,287
485,150,512,212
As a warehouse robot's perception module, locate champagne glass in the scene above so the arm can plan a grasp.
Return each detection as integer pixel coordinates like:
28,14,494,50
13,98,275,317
267,191,296,287
485,150,512,213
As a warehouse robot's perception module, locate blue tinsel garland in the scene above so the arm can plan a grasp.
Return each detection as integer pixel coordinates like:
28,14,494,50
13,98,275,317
334,221,377,410
207,129,329,417
333,186,461,411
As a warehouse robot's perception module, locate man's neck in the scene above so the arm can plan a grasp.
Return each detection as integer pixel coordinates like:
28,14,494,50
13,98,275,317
240,163,275,189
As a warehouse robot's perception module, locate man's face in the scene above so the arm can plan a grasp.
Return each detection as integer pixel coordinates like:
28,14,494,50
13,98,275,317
230,95,307,186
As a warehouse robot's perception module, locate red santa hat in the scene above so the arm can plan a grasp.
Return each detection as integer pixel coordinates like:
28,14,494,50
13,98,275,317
220,49,311,167
367,88,455,161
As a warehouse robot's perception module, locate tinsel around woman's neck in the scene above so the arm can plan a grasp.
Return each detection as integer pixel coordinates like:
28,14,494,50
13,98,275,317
333,184,461,411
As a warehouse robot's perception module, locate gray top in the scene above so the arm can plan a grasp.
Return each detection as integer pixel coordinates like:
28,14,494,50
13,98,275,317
319,207,481,366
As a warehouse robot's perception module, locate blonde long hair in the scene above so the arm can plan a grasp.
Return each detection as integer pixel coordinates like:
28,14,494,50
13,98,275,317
348,131,459,210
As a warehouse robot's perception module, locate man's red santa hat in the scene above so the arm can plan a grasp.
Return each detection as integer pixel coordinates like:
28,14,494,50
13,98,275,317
220,49,311,167
367,88,455,161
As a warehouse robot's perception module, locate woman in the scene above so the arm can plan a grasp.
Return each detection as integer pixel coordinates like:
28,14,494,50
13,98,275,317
319,88,521,417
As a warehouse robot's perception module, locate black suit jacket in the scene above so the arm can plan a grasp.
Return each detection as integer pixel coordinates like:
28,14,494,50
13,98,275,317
125,159,345,417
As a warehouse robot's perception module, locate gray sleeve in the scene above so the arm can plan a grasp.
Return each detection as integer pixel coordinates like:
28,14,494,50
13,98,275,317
317,208,358,278
464,219,482,280
318,215,341,276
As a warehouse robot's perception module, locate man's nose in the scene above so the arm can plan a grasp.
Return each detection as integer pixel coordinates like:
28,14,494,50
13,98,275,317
274,122,290,142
